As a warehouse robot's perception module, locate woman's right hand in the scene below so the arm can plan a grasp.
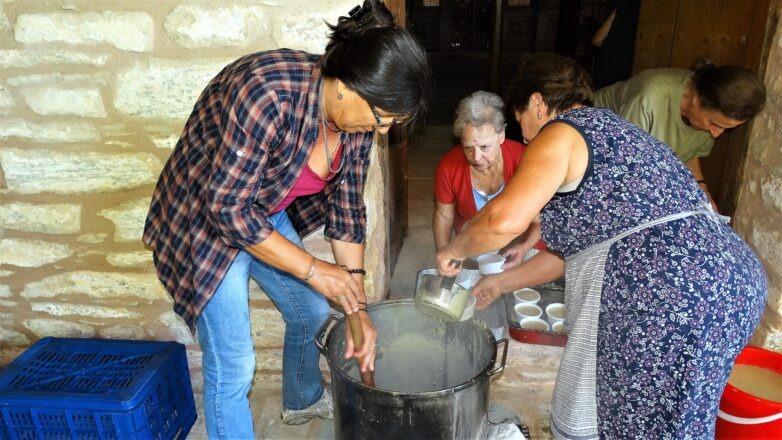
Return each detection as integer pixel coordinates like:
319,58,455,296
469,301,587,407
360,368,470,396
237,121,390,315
306,259,362,314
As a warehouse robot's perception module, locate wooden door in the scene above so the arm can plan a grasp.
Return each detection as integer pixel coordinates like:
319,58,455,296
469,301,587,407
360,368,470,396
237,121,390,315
633,0,772,215
383,0,407,275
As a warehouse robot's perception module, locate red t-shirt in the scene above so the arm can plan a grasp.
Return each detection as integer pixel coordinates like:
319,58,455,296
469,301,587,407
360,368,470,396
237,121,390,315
434,139,545,250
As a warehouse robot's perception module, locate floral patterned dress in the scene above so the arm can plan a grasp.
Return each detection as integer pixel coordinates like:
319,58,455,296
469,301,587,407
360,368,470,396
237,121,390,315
540,107,767,439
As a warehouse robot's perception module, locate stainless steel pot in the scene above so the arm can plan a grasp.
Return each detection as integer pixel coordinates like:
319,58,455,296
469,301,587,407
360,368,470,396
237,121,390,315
316,299,508,440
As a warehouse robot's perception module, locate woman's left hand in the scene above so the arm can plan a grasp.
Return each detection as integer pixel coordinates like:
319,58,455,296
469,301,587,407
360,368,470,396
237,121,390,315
471,275,504,310
343,311,378,373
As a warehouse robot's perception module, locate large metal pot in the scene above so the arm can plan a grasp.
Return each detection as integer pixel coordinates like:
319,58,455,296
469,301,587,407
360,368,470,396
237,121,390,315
316,299,508,439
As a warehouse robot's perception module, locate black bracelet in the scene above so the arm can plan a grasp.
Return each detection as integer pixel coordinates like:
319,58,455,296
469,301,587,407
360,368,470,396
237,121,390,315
697,180,707,184
345,268,367,275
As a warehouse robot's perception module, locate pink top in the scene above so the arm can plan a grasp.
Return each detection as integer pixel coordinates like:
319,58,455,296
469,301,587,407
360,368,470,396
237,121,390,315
271,145,342,213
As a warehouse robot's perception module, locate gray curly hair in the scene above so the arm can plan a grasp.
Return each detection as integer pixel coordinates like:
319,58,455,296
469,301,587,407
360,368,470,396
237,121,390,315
453,91,506,138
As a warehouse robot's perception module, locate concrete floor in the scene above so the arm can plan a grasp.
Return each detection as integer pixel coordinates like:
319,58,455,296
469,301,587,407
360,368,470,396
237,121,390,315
186,125,562,439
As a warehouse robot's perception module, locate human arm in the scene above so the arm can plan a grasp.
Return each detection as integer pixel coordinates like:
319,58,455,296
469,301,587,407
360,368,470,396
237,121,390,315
433,201,457,251
685,157,718,209
436,122,588,275
500,219,542,269
472,250,564,310
592,7,617,47
244,233,363,314
331,239,377,373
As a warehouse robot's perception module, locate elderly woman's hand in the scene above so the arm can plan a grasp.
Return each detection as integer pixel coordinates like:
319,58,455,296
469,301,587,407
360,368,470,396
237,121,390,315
307,260,362,314
471,275,504,310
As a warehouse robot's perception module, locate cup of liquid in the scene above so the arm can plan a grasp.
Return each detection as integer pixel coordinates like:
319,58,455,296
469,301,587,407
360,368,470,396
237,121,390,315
515,303,543,320
519,317,550,332
513,288,541,305
545,303,566,328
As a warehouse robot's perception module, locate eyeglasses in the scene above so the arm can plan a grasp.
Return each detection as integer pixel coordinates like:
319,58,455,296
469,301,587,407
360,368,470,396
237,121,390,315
368,103,405,129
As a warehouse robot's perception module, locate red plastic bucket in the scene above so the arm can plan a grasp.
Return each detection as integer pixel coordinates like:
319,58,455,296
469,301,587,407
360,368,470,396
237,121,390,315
716,346,782,439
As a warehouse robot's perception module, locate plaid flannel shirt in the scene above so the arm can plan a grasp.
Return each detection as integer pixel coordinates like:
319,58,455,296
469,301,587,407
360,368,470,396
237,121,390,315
143,50,374,330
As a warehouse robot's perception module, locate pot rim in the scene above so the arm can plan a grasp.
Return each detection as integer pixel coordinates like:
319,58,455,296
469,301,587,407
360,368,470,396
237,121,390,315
323,298,499,397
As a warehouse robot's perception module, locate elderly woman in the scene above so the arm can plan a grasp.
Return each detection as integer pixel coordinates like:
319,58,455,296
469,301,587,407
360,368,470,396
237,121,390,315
436,54,766,439
143,1,429,437
433,91,543,336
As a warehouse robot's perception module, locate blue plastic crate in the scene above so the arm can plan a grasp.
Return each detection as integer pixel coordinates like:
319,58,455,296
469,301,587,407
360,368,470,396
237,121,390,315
0,337,196,440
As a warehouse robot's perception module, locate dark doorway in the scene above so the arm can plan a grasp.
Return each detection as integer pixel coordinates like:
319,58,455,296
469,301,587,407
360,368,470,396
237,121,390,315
408,0,614,130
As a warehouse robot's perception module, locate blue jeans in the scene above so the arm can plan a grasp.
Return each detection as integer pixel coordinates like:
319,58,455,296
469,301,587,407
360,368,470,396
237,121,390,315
196,211,330,439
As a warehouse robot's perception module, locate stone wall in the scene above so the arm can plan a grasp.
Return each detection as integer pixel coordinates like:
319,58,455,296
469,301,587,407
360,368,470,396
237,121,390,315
738,1,782,352
0,0,390,388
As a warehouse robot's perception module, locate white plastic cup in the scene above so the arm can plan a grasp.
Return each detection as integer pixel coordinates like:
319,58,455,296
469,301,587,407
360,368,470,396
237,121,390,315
519,317,550,332
513,288,541,305
456,269,480,289
514,303,543,320
459,296,477,321
477,253,505,275
545,303,566,327
551,321,565,333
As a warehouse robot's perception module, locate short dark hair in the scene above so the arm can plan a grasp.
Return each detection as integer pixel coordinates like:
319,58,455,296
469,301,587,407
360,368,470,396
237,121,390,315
321,0,431,125
691,64,766,121
505,53,593,115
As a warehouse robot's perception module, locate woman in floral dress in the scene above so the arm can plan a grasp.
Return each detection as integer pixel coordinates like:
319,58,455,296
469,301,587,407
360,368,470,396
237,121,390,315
436,53,767,439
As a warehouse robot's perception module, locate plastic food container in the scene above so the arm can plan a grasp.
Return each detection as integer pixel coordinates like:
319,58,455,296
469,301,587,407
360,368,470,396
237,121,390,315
506,281,568,347
513,288,541,304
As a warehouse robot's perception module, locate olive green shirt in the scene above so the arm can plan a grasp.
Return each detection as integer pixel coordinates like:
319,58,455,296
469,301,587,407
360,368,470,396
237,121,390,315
593,68,714,162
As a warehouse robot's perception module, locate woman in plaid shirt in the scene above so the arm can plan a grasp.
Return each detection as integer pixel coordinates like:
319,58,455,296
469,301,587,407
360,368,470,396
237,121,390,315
143,1,430,436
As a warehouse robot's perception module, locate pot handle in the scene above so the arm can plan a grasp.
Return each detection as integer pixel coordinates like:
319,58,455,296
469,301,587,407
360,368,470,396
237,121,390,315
489,337,509,376
315,314,341,356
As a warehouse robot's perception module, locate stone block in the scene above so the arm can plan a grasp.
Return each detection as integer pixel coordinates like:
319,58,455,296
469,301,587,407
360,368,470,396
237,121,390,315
0,326,29,346
0,238,72,268
752,226,782,279
0,49,109,68
275,13,331,54
17,86,106,118
158,311,195,345
98,198,150,242
30,302,142,319
0,85,13,115
106,251,152,268
761,175,782,211
0,202,81,234
0,148,161,195
0,284,10,297
164,4,270,48
15,12,154,52
0,119,100,143
23,318,95,338
21,271,169,303
99,324,148,340
114,58,233,119
150,134,179,150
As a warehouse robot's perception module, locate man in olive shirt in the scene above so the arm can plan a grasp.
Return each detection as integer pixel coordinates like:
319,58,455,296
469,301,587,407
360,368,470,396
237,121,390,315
594,65,766,207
